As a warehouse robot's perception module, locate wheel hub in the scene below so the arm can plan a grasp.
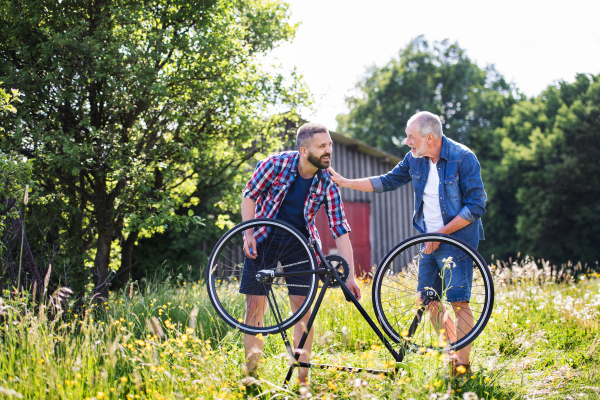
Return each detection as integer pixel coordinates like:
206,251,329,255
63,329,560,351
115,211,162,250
255,269,274,283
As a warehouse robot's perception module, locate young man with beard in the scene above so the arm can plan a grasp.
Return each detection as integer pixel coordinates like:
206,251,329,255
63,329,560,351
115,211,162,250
329,111,487,376
240,123,362,384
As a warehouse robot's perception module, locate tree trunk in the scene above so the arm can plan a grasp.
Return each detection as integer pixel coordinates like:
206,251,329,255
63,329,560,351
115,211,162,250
93,173,114,302
93,226,112,301
119,230,139,286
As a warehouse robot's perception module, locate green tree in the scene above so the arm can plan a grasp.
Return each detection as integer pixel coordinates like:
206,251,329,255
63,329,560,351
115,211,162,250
0,83,29,258
336,36,516,161
492,74,600,264
336,36,522,261
0,0,308,298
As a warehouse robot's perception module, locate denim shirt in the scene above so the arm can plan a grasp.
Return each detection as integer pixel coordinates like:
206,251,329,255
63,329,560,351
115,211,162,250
369,136,486,249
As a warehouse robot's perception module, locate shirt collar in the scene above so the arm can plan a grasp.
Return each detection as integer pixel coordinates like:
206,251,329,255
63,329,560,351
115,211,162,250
290,151,299,176
439,136,449,161
317,167,331,181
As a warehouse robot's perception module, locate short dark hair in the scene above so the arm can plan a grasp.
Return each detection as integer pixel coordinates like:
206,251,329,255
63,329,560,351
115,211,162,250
296,123,328,149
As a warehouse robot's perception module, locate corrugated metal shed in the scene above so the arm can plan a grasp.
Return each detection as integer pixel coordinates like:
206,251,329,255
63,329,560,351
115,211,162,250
201,128,418,276
282,129,418,270
327,131,418,270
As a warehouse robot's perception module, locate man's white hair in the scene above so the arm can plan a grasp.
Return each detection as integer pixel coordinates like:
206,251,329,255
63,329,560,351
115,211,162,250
406,111,443,139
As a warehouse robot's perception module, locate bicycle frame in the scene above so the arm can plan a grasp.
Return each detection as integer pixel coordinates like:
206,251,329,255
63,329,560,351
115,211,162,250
260,238,408,386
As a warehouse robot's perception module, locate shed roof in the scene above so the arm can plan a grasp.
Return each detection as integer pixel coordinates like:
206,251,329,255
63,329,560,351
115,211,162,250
329,130,402,165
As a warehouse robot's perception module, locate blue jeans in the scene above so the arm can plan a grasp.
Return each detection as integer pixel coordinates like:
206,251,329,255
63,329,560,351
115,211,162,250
416,243,473,303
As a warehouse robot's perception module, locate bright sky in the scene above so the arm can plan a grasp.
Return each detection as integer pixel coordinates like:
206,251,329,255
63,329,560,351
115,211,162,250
264,0,600,131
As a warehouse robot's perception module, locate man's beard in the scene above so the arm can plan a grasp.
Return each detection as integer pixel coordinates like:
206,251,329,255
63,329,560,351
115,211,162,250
412,140,428,158
307,152,331,169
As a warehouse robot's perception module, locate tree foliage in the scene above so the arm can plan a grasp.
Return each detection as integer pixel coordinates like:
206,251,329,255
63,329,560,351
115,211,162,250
337,37,599,266
336,36,516,161
0,0,308,297
0,83,30,258
488,74,600,264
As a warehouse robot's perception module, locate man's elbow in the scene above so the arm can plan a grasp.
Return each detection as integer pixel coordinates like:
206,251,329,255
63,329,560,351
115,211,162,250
334,232,350,242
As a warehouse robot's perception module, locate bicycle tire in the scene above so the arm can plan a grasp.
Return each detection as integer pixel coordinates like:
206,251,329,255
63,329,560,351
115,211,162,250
207,218,319,335
372,233,494,352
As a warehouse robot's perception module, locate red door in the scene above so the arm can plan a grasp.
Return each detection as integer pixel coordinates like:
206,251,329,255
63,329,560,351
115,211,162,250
315,202,371,277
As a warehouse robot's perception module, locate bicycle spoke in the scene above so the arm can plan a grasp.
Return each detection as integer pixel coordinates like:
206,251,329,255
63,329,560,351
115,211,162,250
207,219,318,334
373,235,493,351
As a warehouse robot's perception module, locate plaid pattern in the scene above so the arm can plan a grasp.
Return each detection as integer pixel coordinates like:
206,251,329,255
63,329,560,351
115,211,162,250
242,151,350,248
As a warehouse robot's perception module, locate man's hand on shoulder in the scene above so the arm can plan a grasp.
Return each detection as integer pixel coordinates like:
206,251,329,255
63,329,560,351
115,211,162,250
328,167,347,187
329,167,375,193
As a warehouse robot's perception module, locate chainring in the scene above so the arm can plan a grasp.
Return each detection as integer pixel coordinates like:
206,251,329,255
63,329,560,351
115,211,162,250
320,254,351,288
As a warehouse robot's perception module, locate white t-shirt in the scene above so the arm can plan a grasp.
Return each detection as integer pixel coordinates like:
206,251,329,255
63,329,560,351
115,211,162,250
423,158,445,232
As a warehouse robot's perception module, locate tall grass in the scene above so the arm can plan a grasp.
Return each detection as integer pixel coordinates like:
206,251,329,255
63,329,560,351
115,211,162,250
0,257,599,399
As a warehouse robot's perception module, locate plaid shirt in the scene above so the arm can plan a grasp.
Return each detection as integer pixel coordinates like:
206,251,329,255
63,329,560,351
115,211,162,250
242,151,351,248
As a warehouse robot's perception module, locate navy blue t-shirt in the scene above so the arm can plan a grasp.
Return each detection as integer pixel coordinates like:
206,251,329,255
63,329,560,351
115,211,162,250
275,174,314,239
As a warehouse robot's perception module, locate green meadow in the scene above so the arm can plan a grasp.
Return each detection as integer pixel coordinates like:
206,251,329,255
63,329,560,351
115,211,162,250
0,258,599,400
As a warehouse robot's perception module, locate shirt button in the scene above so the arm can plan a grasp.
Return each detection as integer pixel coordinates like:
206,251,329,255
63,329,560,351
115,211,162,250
440,197,442,199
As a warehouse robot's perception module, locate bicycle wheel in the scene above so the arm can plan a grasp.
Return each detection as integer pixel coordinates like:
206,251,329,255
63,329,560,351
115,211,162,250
372,233,494,352
207,218,319,335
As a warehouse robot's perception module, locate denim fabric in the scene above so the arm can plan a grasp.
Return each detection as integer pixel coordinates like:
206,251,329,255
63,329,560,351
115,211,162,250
370,136,486,249
416,243,474,303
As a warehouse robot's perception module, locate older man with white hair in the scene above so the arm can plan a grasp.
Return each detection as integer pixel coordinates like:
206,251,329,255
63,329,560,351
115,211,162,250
329,111,487,376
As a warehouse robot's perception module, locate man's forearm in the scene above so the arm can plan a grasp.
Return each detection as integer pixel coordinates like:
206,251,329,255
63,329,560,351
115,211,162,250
341,178,374,192
241,197,257,238
437,215,470,235
334,234,356,278
241,197,256,221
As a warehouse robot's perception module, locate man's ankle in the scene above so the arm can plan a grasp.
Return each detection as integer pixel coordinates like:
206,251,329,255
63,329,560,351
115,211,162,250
245,366,259,378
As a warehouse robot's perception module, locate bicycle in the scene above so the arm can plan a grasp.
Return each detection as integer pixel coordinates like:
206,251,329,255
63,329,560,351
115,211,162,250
206,218,494,385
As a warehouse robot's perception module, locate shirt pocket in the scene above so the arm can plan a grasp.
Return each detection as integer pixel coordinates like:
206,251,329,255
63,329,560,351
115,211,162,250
268,183,287,202
444,175,460,199
409,168,421,181
307,191,325,215
308,191,325,205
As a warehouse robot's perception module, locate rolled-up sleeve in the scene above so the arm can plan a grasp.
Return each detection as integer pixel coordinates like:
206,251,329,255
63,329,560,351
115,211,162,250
369,154,413,193
242,157,275,201
325,183,351,239
369,176,384,193
458,152,487,222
